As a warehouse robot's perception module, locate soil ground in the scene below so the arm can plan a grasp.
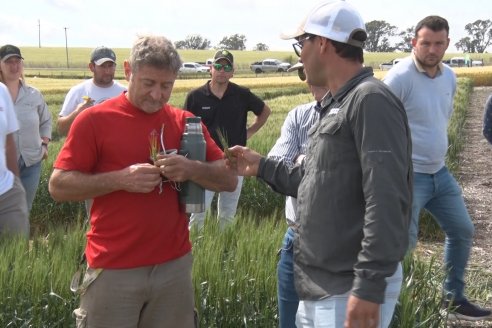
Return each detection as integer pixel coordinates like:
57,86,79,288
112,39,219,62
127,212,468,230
419,86,492,327
459,86,492,274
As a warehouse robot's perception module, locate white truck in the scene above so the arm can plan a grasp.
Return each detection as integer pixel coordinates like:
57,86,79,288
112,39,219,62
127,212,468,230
444,57,484,67
250,59,291,73
179,62,210,74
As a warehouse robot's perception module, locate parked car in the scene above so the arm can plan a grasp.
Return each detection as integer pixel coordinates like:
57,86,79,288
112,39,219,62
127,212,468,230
443,57,484,67
179,62,210,74
472,59,484,67
250,59,291,73
444,57,466,67
379,58,404,70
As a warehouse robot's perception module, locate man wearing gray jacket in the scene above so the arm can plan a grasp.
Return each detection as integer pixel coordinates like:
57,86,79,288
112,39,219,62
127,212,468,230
228,1,412,327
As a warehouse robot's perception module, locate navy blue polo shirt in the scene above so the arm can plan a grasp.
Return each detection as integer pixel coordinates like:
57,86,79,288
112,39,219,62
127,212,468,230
183,81,265,149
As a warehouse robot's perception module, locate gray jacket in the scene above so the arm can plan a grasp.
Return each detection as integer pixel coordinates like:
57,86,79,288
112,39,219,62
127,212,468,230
258,68,412,304
14,81,52,166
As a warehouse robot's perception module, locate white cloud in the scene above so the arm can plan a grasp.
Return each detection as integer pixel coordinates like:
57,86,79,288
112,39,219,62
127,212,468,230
0,14,40,46
1,0,490,52
43,0,83,11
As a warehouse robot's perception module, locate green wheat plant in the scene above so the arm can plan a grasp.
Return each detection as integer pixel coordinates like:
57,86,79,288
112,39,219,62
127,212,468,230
216,128,232,161
149,124,166,194
7,75,490,327
149,129,160,164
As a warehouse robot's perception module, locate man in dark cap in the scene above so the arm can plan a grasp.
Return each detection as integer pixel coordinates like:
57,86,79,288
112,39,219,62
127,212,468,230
57,46,126,216
185,49,271,230
58,46,126,136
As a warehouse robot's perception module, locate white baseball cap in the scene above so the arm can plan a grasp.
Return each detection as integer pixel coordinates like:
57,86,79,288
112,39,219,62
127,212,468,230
280,0,367,48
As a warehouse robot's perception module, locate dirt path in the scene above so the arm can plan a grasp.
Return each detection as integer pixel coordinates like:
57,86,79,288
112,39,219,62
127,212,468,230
445,86,492,328
459,86,492,274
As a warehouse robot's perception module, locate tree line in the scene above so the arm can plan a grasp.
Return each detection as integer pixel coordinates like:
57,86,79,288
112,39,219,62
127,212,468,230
174,34,267,51
366,19,492,53
176,19,492,53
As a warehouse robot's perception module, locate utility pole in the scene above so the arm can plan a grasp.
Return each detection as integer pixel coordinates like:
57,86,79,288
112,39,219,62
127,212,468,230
64,27,69,69
38,19,41,48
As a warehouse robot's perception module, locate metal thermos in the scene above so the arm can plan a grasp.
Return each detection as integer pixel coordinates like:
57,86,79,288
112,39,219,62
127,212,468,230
179,117,206,213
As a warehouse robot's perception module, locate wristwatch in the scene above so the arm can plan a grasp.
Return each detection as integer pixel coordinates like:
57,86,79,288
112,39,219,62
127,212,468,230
41,142,49,148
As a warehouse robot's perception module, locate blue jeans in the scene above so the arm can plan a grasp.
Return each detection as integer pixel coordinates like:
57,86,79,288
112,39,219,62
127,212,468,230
277,227,299,328
18,157,42,212
296,264,403,328
410,166,474,301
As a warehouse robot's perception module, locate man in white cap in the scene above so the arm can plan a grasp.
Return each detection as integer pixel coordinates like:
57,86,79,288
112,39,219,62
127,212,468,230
58,46,126,136
227,1,412,327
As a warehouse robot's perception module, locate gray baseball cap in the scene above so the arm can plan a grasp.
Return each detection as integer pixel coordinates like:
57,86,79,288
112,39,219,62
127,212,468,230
90,46,116,65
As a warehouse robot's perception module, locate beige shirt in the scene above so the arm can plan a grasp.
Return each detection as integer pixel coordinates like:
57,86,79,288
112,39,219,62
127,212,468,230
13,80,52,166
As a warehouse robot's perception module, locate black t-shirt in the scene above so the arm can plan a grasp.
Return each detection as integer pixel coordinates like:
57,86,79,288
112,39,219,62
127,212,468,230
183,81,265,149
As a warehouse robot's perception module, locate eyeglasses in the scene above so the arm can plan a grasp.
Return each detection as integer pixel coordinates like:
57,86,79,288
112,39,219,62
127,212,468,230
213,63,233,72
292,34,315,57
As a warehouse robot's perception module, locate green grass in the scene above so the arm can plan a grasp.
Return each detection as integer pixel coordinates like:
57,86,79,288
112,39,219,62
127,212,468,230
20,47,492,69
20,47,492,80
2,217,490,327
20,47,299,78
392,255,448,327
191,214,281,326
0,223,85,327
3,75,488,327
28,75,475,233
19,47,298,69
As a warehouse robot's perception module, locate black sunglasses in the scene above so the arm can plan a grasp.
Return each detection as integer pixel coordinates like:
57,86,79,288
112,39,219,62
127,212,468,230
292,34,315,57
213,63,233,72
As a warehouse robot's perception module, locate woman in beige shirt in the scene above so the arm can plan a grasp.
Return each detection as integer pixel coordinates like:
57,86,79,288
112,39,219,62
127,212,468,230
0,44,52,214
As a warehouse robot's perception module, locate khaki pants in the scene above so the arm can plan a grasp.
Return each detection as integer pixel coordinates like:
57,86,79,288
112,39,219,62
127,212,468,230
75,252,196,328
0,176,29,237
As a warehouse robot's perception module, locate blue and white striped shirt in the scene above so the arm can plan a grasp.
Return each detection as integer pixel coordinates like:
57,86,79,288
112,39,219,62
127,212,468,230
267,101,320,223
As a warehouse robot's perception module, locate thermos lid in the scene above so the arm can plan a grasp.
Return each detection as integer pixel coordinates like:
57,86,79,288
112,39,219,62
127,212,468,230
186,117,201,123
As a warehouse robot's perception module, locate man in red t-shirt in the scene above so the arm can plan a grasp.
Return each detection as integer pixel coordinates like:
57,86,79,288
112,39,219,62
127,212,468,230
49,36,237,328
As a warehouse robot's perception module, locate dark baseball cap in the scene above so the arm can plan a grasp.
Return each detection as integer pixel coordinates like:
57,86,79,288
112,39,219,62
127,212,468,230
0,44,23,62
213,49,234,65
90,46,116,65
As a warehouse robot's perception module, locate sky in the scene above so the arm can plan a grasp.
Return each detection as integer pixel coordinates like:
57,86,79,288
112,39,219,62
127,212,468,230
0,0,490,53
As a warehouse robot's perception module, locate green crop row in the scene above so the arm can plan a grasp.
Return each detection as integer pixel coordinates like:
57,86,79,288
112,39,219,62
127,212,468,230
1,77,489,327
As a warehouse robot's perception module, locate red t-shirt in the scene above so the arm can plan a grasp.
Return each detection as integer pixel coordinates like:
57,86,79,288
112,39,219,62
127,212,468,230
54,93,223,269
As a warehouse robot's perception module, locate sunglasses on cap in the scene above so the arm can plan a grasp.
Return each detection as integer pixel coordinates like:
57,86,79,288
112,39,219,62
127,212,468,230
213,63,233,72
298,68,306,81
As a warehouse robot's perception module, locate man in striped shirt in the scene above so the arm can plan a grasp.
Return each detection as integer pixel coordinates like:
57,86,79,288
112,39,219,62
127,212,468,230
267,62,327,328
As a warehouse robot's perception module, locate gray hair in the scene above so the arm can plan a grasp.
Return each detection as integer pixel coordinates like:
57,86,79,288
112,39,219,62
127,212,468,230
129,35,182,74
